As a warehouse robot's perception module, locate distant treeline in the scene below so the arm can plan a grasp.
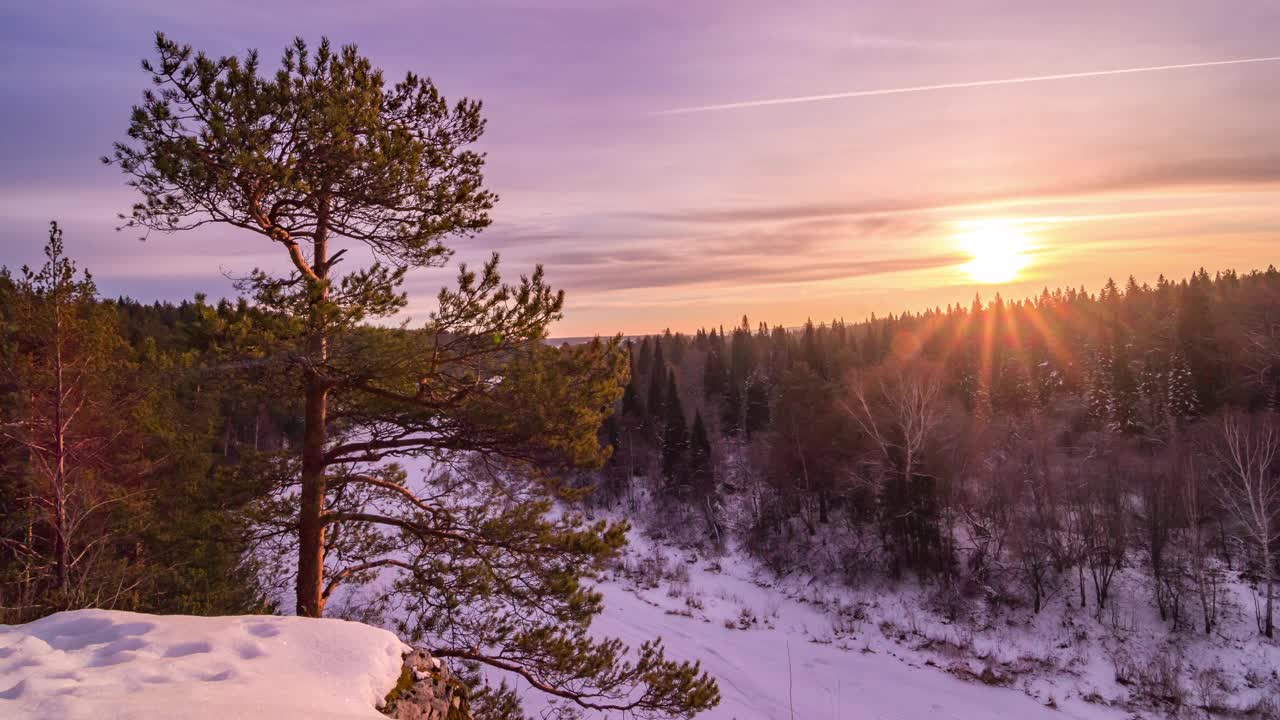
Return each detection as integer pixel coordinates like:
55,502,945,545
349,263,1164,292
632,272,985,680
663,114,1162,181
602,266,1280,637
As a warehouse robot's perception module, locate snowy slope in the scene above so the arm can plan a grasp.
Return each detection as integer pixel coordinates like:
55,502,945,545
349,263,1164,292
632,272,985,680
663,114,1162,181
0,609,409,720
580,582,1102,720
509,539,1128,720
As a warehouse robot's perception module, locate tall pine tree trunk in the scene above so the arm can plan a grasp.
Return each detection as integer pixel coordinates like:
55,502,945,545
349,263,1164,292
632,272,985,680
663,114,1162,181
296,207,330,618
296,377,328,617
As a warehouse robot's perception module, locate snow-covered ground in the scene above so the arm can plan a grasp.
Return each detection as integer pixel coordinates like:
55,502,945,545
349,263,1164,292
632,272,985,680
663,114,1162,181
511,532,1122,720
0,609,408,720
540,575,1107,719
511,523,1279,719
323,457,1280,719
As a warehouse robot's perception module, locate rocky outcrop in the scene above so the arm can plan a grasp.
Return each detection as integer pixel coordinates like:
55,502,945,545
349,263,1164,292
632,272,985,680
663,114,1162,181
381,648,470,720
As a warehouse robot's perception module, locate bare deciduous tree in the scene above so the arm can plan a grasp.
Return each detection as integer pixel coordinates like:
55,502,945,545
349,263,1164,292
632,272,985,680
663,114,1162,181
1177,450,1222,634
842,362,947,573
0,223,138,618
1211,411,1280,637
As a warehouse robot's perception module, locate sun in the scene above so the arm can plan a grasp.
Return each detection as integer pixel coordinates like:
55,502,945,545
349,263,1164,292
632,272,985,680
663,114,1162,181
955,221,1032,284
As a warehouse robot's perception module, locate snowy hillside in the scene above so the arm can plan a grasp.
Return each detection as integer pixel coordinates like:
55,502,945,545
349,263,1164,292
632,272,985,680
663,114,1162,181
0,609,408,720
509,534,1124,720
506,525,1279,719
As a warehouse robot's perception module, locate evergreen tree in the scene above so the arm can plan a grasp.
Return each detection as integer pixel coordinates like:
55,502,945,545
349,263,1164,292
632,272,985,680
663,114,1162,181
622,372,644,417
993,356,1034,415
636,336,653,381
688,411,719,539
721,381,743,437
0,223,134,613
109,35,716,717
702,346,726,398
744,374,770,438
661,370,689,484
1177,272,1219,409
647,340,668,428
1108,343,1140,434
689,411,714,498
1166,349,1199,426
1,225,271,620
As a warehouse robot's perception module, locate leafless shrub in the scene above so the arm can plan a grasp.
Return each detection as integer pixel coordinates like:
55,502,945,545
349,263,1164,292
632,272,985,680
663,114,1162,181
1193,667,1227,715
1249,695,1280,720
1138,651,1185,708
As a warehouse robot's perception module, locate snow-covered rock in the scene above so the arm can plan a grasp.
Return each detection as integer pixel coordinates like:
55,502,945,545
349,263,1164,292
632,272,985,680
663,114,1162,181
0,609,410,720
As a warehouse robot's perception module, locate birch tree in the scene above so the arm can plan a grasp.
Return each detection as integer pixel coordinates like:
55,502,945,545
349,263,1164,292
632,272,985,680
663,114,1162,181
1212,411,1280,637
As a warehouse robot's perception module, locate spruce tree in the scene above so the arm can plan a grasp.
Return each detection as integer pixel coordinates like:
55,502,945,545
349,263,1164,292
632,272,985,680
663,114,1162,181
647,338,668,424
689,411,714,499
1166,349,1199,426
721,380,743,437
661,369,689,484
622,372,644,417
1177,273,1219,409
744,374,771,438
702,346,726,398
1108,342,1140,434
636,336,653,381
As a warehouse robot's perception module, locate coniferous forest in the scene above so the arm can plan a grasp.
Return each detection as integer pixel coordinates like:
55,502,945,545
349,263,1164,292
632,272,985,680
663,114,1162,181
4,25,1280,720
606,269,1280,632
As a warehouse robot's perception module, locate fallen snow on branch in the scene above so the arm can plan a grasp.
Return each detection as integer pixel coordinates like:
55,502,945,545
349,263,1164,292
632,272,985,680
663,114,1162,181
0,609,409,720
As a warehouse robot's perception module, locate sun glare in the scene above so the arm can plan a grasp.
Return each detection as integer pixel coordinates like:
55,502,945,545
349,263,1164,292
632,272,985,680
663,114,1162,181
956,221,1032,284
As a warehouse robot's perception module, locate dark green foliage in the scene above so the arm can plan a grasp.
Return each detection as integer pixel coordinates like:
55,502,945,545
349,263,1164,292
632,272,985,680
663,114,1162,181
689,412,714,499
720,380,742,437
744,374,770,438
646,339,667,429
108,33,494,262
390,460,718,719
702,345,726,399
661,370,689,484
108,33,716,718
0,225,269,622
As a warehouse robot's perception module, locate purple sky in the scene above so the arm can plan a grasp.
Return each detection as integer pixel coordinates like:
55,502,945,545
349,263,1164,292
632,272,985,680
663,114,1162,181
3,1,1279,335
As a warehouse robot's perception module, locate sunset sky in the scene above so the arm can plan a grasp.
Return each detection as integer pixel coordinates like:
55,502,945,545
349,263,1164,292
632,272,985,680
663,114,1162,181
2,1,1278,336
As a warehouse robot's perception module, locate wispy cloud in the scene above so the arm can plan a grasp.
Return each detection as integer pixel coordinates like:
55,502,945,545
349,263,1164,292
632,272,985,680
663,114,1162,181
654,56,1280,115
638,154,1280,226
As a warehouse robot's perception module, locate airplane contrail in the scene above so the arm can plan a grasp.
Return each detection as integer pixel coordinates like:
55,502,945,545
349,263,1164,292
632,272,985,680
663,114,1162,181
654,56,1280,115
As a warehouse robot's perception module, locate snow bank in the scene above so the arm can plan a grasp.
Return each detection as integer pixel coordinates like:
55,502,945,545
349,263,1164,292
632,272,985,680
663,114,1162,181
0,609,410,720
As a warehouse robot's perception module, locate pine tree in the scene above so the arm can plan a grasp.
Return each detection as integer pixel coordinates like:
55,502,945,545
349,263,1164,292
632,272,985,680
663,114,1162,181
109,35,716,716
